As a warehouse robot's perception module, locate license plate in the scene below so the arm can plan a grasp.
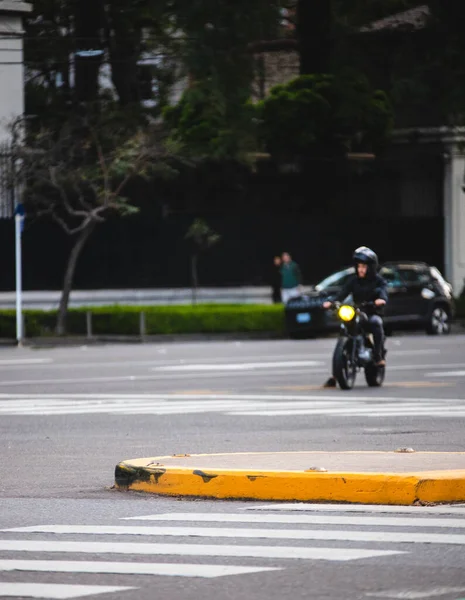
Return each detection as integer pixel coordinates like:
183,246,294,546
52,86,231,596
296,312,311,323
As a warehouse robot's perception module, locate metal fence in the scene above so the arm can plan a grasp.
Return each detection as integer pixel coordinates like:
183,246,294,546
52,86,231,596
0,142,14,218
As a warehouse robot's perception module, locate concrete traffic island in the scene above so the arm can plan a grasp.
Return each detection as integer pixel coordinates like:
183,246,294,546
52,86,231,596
114,450,465,505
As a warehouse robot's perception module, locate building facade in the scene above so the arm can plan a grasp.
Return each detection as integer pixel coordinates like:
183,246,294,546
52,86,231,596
0,1,31,142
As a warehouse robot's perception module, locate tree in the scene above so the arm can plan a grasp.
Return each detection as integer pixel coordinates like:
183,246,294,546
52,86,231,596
14,110,180,334
185,218,221,304
163,1,282,159
257,72,393,162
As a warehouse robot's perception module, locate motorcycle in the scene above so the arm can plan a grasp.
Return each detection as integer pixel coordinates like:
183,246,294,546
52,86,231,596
330,301,387,390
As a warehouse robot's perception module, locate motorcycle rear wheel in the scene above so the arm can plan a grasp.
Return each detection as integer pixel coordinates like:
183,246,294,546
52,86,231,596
332,338,356,390
364,364,385,387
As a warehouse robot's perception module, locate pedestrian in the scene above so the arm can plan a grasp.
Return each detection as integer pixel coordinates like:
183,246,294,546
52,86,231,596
271,256,282,304
280,252,302,304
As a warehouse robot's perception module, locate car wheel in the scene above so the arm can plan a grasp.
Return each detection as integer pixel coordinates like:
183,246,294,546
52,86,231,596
426,306,451,335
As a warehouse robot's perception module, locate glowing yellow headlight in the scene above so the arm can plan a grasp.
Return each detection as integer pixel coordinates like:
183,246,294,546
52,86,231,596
338,305,355,322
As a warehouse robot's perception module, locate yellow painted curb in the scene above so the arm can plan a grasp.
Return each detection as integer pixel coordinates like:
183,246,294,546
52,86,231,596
114,452,465,505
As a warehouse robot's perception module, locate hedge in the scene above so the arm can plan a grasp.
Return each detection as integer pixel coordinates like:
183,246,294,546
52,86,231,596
0,304,285,338
1,298,464,340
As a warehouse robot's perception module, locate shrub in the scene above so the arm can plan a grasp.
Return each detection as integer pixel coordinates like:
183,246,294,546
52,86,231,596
0,305,285,338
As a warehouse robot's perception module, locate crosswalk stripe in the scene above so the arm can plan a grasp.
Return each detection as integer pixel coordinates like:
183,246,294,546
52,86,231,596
366,587,465,599
120,512,465,529
0,540,404,561
0,582,135,599
0,402,264,416
0,559,278,578
227,409,465,417
225,405,465,416
1,400,464,417
0,393,462,402
0,400,446,410
244,503,465,514
0,393,416,400
0,398,370,408
5,524,465,545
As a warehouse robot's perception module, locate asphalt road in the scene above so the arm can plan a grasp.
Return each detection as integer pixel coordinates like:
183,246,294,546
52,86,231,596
0,334,465,600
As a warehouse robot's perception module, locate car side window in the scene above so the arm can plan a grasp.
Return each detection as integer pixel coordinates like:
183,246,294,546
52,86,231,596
380,268,403,289
397,268,430,285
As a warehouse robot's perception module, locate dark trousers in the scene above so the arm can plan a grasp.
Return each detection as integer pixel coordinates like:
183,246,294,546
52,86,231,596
271,286,281,304
362,315,385,361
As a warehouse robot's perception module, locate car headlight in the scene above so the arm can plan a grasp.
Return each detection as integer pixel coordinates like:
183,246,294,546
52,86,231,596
338,305,355,321
421,288,435,300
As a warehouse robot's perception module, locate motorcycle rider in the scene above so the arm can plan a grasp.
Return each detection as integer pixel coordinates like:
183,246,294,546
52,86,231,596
322,247,388,386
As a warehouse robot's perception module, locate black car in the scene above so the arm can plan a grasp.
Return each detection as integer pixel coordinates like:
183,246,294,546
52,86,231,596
285,261,455,337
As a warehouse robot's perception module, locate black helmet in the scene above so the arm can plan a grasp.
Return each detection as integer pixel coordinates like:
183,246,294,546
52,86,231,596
353,246,378,276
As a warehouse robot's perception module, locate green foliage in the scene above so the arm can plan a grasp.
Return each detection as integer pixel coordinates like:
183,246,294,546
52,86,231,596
0,305,285,338
163,82,257,159
19,110,177,231
162,1,281,159
257,73,393,160
185,218,221,250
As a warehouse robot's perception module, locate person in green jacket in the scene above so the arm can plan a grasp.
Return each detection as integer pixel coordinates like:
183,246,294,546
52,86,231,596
280,252,302,304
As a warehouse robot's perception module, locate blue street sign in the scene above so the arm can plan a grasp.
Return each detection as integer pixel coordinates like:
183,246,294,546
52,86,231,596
75,49,104,58
14,203,25,233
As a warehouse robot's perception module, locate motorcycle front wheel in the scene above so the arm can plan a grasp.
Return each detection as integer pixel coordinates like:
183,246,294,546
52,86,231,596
332,338,356,390
364,364,385,387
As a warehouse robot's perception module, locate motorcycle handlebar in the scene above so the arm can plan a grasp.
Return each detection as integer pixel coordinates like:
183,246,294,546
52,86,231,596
326,300,377,310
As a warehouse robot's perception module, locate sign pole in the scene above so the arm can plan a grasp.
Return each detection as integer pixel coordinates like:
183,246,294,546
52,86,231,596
14,203,24,346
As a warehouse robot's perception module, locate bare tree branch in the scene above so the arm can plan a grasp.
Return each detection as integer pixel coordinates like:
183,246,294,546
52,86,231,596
88,123,110,205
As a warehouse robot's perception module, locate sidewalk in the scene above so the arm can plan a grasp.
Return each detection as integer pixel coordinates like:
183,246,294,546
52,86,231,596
0,286,274,310
115,451,465,506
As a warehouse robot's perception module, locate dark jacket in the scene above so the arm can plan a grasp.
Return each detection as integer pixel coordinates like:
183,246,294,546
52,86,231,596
334,273,388,315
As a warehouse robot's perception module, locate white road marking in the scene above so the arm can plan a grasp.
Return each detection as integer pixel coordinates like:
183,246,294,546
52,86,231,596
389,363,465,371
1,392,454,401
244,503,465,514
2,401,449,416
0,540,401,561
121,512,465,529
0,349,439,371
0,559,277,578
0,358,53,366
2,362,465,387
0,353,329,372
153,361,323,371
5,524,465,545
428,371,465,377
366,587,465,599
0,582,134,599
227,406,465,417
0,369,324,387
0,393,463,417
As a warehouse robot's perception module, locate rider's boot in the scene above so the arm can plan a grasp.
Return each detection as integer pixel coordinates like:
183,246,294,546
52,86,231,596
374,350,386,367
323,376,337,388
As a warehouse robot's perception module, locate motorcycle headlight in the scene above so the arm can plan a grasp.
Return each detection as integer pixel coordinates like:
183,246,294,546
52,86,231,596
338,305,355,322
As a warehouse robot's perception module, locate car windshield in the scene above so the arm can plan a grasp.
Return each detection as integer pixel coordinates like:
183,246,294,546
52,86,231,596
315,268,354,291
